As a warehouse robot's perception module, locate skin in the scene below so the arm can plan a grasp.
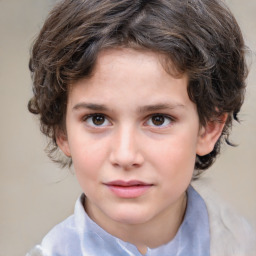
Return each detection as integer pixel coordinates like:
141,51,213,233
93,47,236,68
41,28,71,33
57,48,225,254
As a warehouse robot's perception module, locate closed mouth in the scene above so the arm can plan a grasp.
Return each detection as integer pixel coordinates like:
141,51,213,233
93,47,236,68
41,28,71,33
104,180,152,187
104,180,153,198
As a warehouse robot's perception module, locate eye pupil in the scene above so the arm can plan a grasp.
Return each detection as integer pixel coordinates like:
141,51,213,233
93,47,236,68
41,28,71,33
93,115,105,125
152,115,165,126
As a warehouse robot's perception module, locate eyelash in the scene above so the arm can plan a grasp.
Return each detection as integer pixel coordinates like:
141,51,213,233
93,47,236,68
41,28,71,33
82,113,175,128
144,114,174,128
83,114,112,127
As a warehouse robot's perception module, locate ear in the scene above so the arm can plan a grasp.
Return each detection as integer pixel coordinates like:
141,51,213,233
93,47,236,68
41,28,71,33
196,114,228,156
56,130,71,157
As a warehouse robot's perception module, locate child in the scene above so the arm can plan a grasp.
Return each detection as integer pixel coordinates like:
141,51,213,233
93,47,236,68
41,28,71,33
27,0,256,255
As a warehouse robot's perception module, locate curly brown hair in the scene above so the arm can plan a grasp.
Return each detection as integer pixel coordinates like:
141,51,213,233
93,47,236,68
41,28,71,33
28,0,248,173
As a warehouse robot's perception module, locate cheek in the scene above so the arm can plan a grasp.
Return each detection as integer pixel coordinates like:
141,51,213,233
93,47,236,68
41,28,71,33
148,133,198,177
68,136,109,179
157,146,196,175
71,145,108,197
155,144,196,199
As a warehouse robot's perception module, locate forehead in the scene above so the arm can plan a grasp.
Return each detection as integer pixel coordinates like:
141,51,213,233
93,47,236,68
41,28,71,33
68,48,191,109
93,47,183,79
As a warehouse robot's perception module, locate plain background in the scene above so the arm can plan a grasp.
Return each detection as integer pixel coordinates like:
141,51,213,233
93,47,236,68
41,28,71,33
0,0,255,255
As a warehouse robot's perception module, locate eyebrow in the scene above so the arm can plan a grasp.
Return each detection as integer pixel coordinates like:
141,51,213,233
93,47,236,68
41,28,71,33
138,103,185,113
72,103,108,111
72,102,185,113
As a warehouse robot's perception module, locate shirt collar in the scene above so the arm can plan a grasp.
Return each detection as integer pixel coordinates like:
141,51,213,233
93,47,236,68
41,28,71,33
73,185,210,256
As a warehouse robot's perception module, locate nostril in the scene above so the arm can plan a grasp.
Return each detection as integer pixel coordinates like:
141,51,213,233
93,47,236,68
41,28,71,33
109,150,144,169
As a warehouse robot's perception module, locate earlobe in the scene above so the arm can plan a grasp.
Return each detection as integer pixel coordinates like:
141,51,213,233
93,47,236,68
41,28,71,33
56,130,71,157
196,114,228,156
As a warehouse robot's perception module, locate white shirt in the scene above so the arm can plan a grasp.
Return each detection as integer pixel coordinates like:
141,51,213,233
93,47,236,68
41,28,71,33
27,186,210,256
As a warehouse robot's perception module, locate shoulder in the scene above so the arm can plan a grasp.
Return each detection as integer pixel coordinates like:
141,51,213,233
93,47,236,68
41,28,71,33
27,195,85,256
46,215,83,254
27,215,82,256
192,179,256,256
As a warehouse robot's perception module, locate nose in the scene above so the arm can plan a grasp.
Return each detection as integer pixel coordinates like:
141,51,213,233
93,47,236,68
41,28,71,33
109,126,144,169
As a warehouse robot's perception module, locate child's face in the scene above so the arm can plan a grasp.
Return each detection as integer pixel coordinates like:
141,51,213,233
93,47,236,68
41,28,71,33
58,48,209,228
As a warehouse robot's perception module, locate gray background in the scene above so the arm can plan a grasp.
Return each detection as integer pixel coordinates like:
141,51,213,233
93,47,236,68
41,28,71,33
0,0,255,255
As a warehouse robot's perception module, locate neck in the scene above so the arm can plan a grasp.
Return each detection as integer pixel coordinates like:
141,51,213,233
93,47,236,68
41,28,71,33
85,192,187,252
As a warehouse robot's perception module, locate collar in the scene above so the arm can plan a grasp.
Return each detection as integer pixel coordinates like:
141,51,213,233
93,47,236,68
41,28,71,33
73,185,210,256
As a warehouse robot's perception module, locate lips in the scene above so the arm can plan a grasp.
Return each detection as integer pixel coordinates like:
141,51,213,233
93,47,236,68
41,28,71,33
104,180,153,198
106,180,151,186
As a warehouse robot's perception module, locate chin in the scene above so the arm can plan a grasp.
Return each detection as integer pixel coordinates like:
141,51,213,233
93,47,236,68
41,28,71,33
107,207,153,225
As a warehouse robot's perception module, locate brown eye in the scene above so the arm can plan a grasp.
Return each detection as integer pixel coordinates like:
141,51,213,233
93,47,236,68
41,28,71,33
85,114,111,127
146,114,172,127
92,115,105,125
152,115,165,126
